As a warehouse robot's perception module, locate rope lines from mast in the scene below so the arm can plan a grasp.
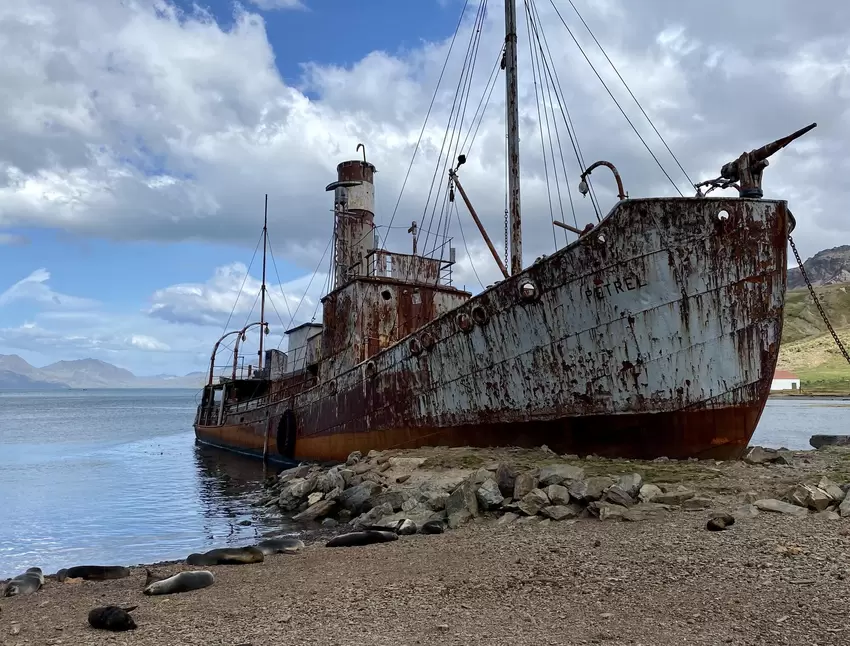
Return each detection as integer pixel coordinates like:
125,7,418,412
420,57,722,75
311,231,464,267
545,0,686,197
452,201,485,291
381,0,472,248
525,0,600,221
524,0,561,251
218,230,262,338
562,0,695,190
418,0,489,266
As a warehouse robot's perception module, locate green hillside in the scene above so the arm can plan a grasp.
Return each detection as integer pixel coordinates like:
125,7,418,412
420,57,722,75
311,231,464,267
779,283,850,393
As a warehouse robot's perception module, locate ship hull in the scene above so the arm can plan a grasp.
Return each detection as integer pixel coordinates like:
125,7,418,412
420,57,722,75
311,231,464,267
196,196,789,464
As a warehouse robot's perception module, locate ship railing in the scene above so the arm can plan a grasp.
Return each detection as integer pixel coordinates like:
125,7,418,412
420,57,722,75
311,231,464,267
222,374,317,415
196,406,221,426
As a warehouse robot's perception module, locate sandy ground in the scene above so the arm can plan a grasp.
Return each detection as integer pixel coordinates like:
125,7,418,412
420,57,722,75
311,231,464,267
2,511,849,646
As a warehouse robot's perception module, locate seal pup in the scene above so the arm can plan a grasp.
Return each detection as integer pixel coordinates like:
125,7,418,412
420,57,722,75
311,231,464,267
2,567,44,597
706,514,736,531
88,605,138,631
143,570,215,596
420,520,446,534
186,546,265,566
56,565,130,582
325,530,398,548
255,538,304,555
362,520,417,535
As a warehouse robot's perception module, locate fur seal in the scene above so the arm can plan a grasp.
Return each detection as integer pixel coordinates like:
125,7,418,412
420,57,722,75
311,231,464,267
186,546,264,566
363,520,418,535
143,570,215,596
255,538,304,555
56,565,130,582
325,530,399,548
2,567,44,597
88,605,138,631
706,514,736,531
420,520,446,534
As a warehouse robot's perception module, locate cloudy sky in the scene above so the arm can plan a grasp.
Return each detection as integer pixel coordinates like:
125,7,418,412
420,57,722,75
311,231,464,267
0,0,846,376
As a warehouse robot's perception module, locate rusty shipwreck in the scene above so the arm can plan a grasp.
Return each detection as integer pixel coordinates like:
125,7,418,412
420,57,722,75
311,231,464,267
194,0,815,464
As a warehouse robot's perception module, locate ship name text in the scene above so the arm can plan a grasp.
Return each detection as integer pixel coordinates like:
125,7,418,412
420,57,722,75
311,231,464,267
585,274,648,301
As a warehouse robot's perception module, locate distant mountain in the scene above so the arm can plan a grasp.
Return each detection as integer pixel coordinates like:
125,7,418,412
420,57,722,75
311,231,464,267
787,245,850,289
0,369,69,391
0,355,206,390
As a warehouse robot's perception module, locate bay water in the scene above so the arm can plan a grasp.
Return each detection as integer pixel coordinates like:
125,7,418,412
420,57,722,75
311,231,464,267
0,389,847,578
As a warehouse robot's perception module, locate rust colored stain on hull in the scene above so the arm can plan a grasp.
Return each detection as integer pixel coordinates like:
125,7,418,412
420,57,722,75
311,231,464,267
196,196,789,463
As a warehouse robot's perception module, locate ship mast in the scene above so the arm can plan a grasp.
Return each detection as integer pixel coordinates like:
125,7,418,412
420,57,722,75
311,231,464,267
504,0,522,275
258,194,268,370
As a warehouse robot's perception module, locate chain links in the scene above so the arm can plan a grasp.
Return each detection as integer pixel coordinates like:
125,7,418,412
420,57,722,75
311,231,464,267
504,208,509,270
788,234,850,364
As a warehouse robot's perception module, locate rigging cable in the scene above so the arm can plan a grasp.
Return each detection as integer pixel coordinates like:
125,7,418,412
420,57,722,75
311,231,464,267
265,234,294,322
527,0,579,236
564,0,695,189
546,0,685,197
527,0,601,219
219,231,262,337
524,0,558,251
381,0,473,248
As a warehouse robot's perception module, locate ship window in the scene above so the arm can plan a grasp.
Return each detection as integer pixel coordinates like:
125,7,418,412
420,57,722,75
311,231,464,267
381,289,392,300
717,209,730,221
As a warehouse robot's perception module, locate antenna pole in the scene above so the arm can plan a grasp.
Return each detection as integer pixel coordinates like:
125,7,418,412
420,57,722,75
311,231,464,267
505,0,522,275
258,194,268,371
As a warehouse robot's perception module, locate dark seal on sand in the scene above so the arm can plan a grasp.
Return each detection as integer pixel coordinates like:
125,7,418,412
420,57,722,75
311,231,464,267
706,514,735,531
57,565,130,582
325,530,399,547
255,538,304,555
88,605,138,631
420,519,446,534
186,546,265,566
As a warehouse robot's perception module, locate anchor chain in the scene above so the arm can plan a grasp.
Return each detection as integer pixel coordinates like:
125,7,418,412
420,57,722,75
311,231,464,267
788,234,850,365
504,207,509,271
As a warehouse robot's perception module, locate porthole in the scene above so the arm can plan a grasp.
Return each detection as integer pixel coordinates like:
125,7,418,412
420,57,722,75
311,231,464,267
471,305,489,325
456,312,473,333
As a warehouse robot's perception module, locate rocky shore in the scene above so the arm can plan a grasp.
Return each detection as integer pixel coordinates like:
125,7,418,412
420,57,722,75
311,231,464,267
3,444,850,645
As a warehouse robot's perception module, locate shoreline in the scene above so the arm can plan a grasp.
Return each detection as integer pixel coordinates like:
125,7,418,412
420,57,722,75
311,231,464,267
4,445,850,643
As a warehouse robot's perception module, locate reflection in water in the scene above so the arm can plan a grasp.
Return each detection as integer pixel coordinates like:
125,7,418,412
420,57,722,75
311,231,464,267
0,390,298,579
193,443,288,544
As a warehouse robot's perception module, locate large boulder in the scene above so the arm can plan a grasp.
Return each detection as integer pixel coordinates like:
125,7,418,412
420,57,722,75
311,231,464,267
351,502,394,529
513,472,539,500
754,498,808,517
568,476,614,503
788,484,831,512
446,480,479,529
840,490,850,518
496,464,518,497
278,477,316,511
817,476,845,503
638,484,662,503
545,484,570,506
368,490,408,512
338,481,382,514
743,446,791,465
517,488,550,516
292,499,336,522
604,484,636,507
476,479,505,510
616,473,643,498
538,464,585,487
540,504,581,521
652,486,695,506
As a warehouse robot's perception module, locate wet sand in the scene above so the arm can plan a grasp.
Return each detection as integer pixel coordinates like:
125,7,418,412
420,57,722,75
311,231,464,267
2,511,849,646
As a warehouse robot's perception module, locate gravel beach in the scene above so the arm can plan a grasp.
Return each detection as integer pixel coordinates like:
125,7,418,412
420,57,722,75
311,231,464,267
4,444,850,645
2,511,849,645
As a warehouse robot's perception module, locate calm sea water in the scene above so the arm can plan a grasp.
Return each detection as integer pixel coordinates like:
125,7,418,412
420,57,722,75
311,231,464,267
0,389,294,580
0,390,847,579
